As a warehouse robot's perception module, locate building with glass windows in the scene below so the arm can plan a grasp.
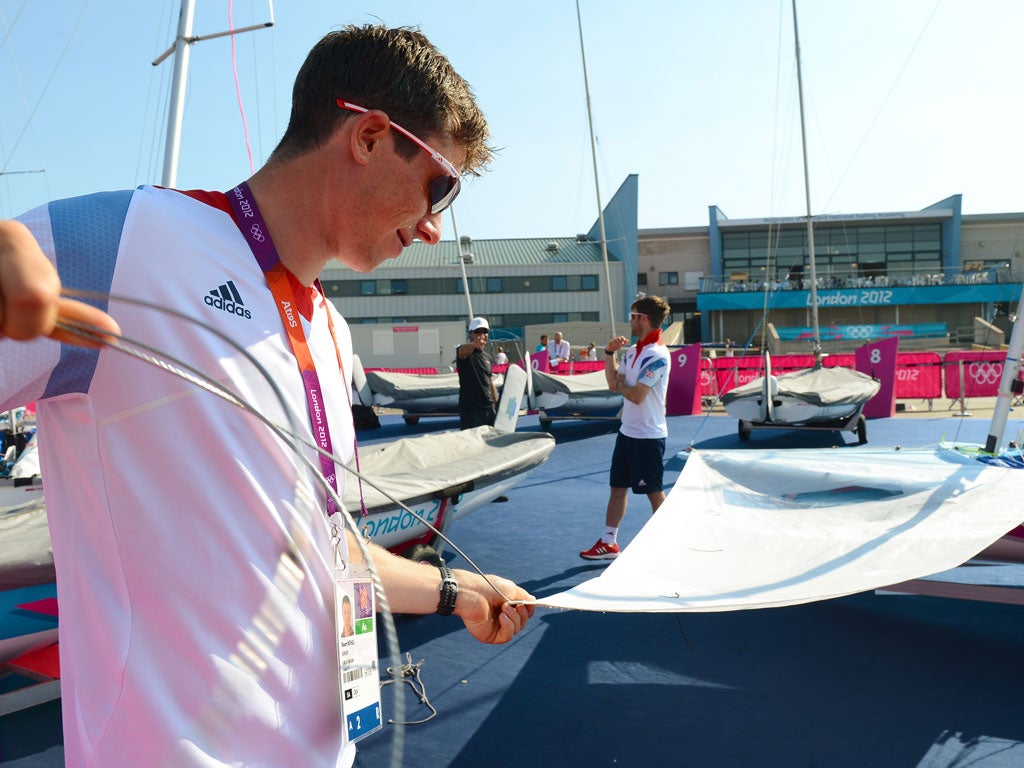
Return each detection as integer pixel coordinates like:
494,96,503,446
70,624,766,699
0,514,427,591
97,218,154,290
319,177,1024,350
697,195,1024,349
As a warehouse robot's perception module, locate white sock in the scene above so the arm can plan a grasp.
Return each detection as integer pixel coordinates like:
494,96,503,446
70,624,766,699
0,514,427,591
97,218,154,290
601,527,618,544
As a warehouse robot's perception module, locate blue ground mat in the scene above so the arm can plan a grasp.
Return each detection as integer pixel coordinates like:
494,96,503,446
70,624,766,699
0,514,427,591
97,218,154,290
6,413,1024,767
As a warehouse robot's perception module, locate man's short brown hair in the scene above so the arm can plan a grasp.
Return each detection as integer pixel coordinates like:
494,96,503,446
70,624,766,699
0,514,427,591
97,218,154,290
631,295,671,328
273,25,492,173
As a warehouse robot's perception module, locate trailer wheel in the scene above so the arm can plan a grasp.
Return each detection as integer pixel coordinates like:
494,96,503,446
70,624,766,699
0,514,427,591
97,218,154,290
405,543,443,566
402,415,420,425
539,418,553,430
738,421,751,441
856,415,868,445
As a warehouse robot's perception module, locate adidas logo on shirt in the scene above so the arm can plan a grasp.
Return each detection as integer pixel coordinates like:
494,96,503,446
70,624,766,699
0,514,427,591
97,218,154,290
205,280,252,319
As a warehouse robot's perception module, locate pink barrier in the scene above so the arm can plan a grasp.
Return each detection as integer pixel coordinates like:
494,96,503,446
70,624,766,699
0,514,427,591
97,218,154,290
569,360,606,373
700,357,716,398
546,359,605,376
893,352,942,399
713,355,815,394
365,367,438,374
943,350,1006,398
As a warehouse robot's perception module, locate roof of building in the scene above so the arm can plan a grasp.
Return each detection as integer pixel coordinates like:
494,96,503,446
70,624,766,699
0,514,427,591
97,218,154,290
327,236,621,272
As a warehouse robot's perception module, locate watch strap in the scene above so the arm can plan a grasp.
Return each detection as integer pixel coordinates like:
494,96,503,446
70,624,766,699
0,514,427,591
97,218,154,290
436,565,459,616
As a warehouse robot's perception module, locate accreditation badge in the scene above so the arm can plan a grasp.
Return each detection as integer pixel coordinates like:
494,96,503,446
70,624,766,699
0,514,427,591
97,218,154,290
335,565,382,742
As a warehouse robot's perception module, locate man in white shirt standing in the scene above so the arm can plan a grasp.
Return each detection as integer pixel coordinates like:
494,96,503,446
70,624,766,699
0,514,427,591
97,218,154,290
547,331,571,368
580,295,672,560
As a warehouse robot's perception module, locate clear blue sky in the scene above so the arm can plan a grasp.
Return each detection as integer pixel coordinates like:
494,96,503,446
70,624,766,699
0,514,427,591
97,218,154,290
1,1,1021,240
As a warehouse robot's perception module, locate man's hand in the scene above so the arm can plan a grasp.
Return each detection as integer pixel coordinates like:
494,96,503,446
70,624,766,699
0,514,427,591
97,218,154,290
360,537,535,645
454,569,535,644
605,335,630,354
0,220,120,347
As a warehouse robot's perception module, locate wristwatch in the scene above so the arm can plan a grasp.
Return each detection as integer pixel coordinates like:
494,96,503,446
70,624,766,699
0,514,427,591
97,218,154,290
436,565,459,616
604,348,615,356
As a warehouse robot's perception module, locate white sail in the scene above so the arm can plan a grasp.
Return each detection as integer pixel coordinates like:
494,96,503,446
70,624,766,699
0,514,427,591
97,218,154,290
538,444,1024,612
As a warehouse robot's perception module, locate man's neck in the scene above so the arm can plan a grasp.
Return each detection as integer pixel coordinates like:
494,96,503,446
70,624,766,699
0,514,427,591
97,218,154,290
245,163,329,286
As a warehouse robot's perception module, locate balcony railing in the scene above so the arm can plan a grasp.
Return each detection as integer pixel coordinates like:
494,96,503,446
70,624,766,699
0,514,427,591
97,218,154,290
700,265,1013,294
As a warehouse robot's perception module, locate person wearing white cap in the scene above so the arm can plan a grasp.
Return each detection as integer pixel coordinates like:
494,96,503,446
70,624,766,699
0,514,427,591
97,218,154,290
456,317,498,429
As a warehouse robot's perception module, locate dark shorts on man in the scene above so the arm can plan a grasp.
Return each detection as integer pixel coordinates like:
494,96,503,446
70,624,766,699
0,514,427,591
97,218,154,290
609,432,666,494
459,405,496,430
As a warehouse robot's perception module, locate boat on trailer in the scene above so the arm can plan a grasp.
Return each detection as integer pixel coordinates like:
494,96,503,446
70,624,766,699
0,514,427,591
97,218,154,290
353,355,505,425
721,352,880,443
527,367,622,430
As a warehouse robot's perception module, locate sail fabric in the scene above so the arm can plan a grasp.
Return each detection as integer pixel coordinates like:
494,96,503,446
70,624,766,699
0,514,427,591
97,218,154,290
538,444,1024,612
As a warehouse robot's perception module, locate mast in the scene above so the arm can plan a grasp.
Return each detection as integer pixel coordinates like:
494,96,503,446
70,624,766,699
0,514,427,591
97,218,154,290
984,289,1024,453
158,0,195,188
576,0,617,337
153,1,275,187
791,0,821,361
448,207,475,322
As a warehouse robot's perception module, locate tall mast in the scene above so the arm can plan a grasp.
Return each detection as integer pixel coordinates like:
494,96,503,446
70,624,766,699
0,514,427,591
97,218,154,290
448,207,475,322
153,1,275,187
791,0,821,361
159,0,195,188
576,0,617,337
984,288,1024,452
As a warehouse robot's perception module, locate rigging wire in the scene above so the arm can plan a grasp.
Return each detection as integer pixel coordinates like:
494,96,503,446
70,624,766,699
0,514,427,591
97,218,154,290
227,0,256,174
0,0,89,177
0,0,29,53
137,0,176,187
819,0,943,213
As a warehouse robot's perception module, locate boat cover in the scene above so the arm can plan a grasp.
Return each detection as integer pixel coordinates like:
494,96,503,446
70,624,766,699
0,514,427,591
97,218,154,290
532,369,616,396
0,440,51,590
343,426,555,514
0,501,53,591
365,370,460,402
721,366,880,408
538,444,1024,612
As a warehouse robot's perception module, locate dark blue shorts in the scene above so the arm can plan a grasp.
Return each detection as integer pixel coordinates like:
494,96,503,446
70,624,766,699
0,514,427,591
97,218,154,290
459,405,496,430
609,432,666,494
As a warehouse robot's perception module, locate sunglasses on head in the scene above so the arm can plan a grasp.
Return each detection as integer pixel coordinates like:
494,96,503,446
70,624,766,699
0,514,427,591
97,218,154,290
471,328,489,335
337,100,461,214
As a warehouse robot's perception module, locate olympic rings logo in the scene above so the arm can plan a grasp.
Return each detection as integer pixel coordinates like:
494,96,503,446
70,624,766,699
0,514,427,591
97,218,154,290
250,223,266,243
968,362,1001,385
845,325,872,339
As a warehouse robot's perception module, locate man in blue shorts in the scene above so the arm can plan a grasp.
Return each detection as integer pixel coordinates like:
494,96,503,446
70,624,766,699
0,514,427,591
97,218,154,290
580,295,672,560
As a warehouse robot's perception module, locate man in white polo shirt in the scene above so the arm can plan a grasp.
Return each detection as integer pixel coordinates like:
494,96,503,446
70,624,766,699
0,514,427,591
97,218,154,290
580,295,672,560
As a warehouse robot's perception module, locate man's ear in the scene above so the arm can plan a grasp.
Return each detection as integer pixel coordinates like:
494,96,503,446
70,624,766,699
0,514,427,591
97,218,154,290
350,111,392,167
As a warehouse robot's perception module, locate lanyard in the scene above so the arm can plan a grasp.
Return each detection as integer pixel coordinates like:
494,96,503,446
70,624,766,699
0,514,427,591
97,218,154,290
227,182,346,517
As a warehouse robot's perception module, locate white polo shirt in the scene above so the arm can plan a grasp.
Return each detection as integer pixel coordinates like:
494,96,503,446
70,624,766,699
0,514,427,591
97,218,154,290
619,341,670,439
3,186,356,767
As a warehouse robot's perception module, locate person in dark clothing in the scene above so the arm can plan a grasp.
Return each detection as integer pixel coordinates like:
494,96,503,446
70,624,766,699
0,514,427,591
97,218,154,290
456,316,498,429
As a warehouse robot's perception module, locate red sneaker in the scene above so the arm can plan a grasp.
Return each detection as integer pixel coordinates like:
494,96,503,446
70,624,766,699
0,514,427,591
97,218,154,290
579,539,620,561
